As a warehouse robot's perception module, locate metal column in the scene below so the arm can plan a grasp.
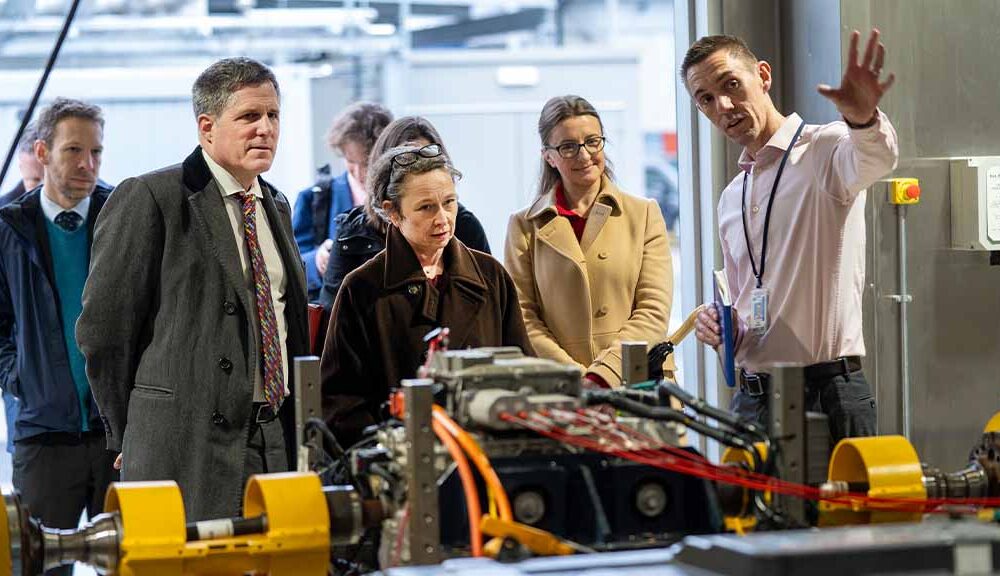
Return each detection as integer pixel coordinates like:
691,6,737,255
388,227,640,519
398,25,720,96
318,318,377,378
402,379,440,565
293,356,323,472
768,365,807,526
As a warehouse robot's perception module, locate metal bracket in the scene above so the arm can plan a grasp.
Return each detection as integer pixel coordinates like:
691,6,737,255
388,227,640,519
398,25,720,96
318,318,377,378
293,356,323,472
768,365,807,527
620,341,648,386
402,379,440,565
883,294,913,303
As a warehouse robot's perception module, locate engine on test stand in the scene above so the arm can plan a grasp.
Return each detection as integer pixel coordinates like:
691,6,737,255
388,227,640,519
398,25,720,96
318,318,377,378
350,345,722,568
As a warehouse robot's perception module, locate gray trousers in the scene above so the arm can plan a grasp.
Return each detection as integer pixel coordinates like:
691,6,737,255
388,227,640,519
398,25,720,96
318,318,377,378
12,433,118,575
243,417,288,486
730,370,877,444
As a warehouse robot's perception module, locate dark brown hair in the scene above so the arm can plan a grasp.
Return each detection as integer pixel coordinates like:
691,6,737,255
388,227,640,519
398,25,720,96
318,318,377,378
327,102,393,159
36,98,104,147
680,34,758,88
536,95,614,198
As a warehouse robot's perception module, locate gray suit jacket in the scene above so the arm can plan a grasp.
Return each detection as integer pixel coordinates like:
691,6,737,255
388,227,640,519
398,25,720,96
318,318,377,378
77,147,309,521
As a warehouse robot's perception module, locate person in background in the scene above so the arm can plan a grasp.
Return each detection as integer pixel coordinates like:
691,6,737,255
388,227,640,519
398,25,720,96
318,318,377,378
319,115,491,309
321,144,530,446
0,121,43,456
0,99,115,572
0,122,43,206
684,30,897,442
77,58,309,522
505,95,674,388
293,102,393,301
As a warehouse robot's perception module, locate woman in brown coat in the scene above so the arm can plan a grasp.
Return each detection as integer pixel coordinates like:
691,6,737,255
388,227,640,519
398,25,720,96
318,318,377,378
321,144,532,445
505,95,674,388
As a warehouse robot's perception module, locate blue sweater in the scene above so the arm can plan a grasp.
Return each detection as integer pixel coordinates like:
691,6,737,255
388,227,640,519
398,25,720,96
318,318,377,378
44,218,91,431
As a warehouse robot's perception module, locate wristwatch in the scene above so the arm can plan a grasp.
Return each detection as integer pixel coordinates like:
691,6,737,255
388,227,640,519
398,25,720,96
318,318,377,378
844,110,879,129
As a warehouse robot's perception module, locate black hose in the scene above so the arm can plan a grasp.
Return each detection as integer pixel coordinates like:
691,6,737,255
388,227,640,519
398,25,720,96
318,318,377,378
585,391,798,529
646,341,674,381
655,379,771,465
0,0,84,188
586,393,758,460
304,417,368,497
657,379,764,437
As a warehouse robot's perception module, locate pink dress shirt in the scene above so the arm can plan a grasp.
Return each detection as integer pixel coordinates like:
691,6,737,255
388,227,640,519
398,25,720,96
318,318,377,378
718,111,898,371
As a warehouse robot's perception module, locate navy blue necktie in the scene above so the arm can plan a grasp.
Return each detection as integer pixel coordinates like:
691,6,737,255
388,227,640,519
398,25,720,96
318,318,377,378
54,211,83,232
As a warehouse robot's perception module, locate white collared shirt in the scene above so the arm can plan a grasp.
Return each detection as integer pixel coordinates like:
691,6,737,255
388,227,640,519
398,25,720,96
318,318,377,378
202,150,289,401
347,171,366,207
718,112,899,371
40,189,90,226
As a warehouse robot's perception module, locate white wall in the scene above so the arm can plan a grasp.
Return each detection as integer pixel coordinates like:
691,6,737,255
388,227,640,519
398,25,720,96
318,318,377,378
384,48,645,253
0,64,322,209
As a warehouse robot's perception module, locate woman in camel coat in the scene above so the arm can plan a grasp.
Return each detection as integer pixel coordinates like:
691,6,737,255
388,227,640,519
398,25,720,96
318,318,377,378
505,95,674,387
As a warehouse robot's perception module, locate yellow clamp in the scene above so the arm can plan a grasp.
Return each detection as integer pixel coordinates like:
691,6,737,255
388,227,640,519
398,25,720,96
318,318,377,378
983,410,1000,433
720,442,769,534
819,435,925,526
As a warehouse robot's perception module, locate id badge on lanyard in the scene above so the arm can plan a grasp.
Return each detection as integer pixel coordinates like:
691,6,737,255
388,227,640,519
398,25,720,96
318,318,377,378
750,287,768,335
741,121,805,337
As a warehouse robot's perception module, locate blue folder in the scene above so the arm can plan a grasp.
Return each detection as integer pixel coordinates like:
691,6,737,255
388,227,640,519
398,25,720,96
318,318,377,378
713,270,736,388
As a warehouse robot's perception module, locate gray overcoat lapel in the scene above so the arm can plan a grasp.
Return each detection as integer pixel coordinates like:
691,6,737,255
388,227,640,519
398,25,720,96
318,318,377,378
187,182,254,318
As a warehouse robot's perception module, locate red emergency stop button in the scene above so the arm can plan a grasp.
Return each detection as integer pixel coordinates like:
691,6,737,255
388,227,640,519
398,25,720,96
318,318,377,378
906,184,920,200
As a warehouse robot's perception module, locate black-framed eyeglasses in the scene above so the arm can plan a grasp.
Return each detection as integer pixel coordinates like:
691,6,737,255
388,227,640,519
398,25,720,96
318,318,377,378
390,143,442,168
544,136,606,159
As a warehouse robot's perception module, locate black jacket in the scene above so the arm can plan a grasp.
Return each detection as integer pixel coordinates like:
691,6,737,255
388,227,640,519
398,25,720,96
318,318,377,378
318,202,490,309
0,185,112,441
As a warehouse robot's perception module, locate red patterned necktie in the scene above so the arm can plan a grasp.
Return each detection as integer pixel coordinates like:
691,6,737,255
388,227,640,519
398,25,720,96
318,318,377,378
239,192,283,409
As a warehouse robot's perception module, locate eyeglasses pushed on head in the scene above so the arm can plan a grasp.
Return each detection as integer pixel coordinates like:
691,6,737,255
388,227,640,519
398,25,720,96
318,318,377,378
390,143,443,168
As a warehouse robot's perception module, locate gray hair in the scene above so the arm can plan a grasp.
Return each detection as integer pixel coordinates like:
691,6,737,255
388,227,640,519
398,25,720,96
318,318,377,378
192,57,280,118
17,121,38,154
366,144,462,226
36,98,104,147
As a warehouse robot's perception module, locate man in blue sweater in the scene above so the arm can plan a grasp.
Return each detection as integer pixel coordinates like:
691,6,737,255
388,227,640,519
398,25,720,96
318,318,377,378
0,98,115,554
0,121,42,458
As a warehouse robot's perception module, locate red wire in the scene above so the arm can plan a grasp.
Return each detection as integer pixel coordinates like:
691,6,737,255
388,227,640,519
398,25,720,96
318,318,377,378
501,410,1000,515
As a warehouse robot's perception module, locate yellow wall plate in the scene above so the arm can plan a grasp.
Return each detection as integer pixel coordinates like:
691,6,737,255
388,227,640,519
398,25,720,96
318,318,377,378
889,177,921,205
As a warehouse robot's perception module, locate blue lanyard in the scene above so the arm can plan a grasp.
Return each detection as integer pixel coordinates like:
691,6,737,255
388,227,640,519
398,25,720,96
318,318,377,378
741,121,805,289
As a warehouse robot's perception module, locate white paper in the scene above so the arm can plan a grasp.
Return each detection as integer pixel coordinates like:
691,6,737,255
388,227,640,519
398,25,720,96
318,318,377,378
987,166,1000,242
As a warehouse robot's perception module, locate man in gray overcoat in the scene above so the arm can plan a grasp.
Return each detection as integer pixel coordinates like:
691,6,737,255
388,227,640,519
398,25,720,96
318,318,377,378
77,57,309,522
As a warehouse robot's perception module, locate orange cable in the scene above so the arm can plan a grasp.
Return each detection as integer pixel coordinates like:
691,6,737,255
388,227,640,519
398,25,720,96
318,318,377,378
432,406,513,520
432,418,484,557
